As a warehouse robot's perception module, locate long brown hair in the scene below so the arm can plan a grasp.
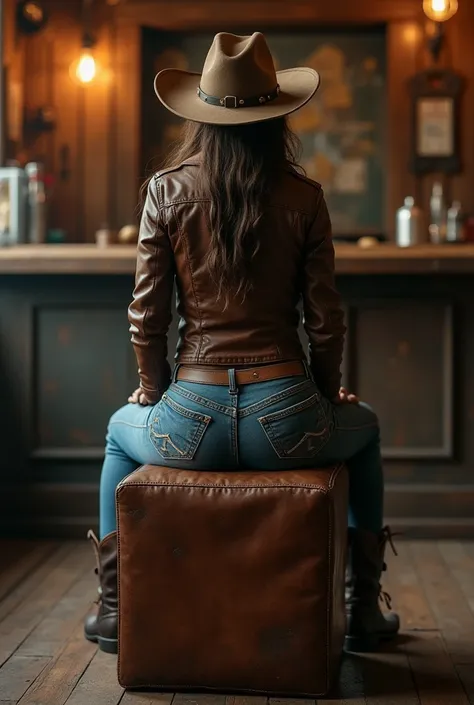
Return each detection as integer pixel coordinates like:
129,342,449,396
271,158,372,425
143,117,302,304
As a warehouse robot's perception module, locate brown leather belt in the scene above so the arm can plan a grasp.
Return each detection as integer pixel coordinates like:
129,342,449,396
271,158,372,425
176,360,307,386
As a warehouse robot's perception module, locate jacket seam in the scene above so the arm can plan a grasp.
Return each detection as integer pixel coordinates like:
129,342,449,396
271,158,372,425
154,174,162,209
159,198,210,208
153,161,199,180
158,198,312,216
154,161,321,187
174,204,204,361
285,166,323,191
309,188,325,238
140,181,161,341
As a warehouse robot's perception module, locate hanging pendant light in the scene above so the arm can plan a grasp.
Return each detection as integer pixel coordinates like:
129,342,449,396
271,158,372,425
70,0,98,85
423,0,458,22
76,33,97,84
422,0,459,63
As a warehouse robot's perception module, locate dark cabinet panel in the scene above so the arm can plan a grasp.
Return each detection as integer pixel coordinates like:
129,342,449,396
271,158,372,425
35,307,137,454
0,276,136,472
354,303,453,458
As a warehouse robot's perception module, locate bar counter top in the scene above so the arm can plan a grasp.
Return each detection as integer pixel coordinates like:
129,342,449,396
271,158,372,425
1,243,474,274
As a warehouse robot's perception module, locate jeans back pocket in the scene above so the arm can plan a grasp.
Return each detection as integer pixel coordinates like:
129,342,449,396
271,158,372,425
150,393,211,460
258,393,330,460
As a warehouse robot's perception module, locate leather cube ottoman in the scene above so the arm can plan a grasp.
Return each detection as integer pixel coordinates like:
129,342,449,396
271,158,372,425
117,464,348,696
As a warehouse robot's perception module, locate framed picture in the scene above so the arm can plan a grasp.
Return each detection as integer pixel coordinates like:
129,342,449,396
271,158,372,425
417,97,454,157
410,68,462,174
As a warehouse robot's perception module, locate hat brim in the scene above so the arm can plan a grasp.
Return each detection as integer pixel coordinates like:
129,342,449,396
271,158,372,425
154,67,320,125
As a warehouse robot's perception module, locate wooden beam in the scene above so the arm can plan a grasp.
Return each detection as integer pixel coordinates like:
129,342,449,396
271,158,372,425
117,0,426,28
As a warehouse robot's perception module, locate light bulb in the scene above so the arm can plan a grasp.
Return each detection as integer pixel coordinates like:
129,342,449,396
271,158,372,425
76,51,97,84
423,0,458,21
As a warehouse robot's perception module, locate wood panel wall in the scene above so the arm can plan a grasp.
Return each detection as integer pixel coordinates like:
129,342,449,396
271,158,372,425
11,0,474,241
3,0,25,158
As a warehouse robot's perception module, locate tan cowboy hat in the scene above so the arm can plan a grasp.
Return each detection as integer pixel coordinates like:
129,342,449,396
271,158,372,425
154,32,320,125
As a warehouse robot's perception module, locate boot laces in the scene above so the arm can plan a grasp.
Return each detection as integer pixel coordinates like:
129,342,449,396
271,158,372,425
93,586,103,606
87,530,103,607
381,525,400,558
378,526,401,611
379,589,392,610
87,530,101,570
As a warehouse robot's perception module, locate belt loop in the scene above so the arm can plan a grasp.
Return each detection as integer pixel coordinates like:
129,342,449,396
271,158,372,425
228,368,238,395
172,363,181,384
303,359,313,381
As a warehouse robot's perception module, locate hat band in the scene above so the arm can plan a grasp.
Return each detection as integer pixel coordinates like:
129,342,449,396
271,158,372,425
197,83,280,109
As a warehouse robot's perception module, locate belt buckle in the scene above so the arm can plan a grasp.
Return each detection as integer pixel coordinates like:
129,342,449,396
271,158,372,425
223,95,238,109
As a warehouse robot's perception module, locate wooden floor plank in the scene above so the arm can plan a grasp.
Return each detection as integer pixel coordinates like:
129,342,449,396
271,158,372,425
462,543,474,560
405,631,470,705
436,542,474,703
382,540,466,703
0,654,49,702
455,665,474,705
0,540,36,566
15,551,95,658
16,621,96,705
0,542,34,597
173,696,226,705
0,545,68,624
438,542,474,614
409,542,474,667
269,698,314,705
225,698,267,705
0,543,91,667
384,541,437,633
363,650,419,705
0,542,57,604
120,693,174,705
63,649,123,705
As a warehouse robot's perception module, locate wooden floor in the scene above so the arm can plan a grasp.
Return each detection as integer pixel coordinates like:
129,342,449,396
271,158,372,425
0,541,474,705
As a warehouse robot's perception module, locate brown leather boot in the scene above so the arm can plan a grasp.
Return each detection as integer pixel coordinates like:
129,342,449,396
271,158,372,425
344,526,400,652
84,530,118,654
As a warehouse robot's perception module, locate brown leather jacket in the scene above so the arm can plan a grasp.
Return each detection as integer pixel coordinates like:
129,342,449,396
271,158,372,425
128,158,346,401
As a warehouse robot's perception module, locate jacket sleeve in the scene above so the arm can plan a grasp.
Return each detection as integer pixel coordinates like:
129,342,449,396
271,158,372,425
302,189,346,400
128,177,174,397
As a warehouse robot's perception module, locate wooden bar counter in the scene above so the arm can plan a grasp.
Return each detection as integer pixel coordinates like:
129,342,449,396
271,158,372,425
1,243,474,274
1,243,473,538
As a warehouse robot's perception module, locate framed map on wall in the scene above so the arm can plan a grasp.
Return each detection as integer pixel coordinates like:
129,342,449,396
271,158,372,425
141,28,387,236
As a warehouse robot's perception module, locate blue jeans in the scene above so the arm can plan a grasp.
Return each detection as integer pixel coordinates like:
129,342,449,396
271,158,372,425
100,371,383,538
